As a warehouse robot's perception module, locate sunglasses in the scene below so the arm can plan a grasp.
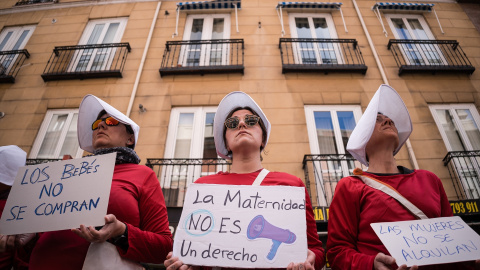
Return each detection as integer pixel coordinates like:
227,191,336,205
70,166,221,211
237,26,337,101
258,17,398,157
92,116,120,130
224,114,260,129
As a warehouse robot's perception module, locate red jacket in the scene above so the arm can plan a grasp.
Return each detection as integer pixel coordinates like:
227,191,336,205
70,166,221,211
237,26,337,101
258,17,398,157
326,169,474,270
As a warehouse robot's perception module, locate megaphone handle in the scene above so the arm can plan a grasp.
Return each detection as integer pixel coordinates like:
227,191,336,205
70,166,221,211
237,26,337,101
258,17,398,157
267,240,282,261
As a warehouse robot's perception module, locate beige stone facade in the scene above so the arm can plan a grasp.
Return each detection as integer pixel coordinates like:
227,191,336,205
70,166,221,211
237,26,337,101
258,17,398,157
0,0,479,213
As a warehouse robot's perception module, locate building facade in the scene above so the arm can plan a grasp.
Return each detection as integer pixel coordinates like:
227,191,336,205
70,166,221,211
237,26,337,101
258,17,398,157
0,0,479,267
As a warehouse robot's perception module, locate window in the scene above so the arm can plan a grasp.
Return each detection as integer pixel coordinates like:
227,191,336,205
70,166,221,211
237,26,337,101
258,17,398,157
304,105,362,205
163,107,225,205
71,18,127,72
181,14,231,66
0,25,35,73
386,14,445,66
430,104,480,199
30,109,83,159
288,13,341,64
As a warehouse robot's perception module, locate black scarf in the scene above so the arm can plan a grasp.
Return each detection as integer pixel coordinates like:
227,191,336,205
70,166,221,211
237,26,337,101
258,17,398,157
92,147,141,165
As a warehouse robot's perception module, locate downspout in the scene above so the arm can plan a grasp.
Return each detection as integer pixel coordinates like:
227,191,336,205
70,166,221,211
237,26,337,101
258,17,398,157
126,1,162,117
351,0,419,169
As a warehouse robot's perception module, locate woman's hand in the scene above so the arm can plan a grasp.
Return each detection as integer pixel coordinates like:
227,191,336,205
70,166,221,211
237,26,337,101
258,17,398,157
164,252,199,270
71,214,125,243
287,249,315,270
374,253,418,270
0,233,36,252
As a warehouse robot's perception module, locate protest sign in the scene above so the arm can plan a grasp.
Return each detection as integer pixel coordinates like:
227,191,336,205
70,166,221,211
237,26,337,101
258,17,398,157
0,153,116,235
371,216,480,267
173,184,307,268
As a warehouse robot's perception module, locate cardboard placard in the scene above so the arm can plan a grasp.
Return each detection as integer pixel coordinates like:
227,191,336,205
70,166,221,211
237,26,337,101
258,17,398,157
0,153,116,235
173,184,308,268
371,216,480,266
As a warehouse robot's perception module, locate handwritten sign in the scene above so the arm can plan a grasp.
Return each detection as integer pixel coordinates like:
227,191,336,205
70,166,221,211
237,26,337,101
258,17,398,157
173,184,307,268
0,153,116,235
371,216,480,267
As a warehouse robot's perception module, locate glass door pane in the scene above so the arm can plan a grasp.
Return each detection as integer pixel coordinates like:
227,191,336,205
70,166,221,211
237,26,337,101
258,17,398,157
91,23,120,71
314,111,338,154
186,19,204,66
209,18,225,65
37,114,68,158
76,24,105,71
295,18,317,64
174,113,194,158
407,19,443,65
313,18,337,64
391,18,424,65
59,113,80,158
456,109,480,150
436,109,466,151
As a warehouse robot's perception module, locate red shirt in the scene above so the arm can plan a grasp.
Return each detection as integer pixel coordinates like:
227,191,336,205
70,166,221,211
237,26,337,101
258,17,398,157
326,169,474,270
194,170,326,269
29,163,173,269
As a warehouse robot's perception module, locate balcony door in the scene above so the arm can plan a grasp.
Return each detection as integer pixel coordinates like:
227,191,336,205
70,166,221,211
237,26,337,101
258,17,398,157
164,107,225,206
0,25,35,74
430,104,480,199
30,109,83,159
386,14,445,66
288,13,342,64
182,14,230,67
305,105,362,206
71,18,127,72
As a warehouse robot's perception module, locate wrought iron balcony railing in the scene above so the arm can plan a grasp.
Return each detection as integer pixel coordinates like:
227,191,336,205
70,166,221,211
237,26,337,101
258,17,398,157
159,39,244,77
0,49,30,83
443,151,480,200
15,0,54,5
146,158,231,207
26,158,61,165
41,43,131,82
388,39,475,75
303,154,365,207
279,38,368,74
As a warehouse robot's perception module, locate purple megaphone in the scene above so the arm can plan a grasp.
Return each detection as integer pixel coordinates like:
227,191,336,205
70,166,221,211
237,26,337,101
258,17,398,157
246,215,296,261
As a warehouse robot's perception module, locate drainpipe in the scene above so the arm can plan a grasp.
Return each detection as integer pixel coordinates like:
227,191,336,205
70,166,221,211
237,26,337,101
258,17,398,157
351,0,419,169
126,1,162,117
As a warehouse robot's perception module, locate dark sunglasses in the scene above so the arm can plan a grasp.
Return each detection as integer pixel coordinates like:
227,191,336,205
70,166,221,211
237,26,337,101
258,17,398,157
92,116,120,130
224,114,260,129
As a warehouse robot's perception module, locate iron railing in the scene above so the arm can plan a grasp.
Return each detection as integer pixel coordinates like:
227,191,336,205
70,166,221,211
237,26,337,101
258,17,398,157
279,38,368,74
146,158,231,207
26,159,61,165
388,39,475,75
443,151,480,200
41,43,131,81
0,49,30,83
15,0,54,5
303,154,365,207
159,39,244,76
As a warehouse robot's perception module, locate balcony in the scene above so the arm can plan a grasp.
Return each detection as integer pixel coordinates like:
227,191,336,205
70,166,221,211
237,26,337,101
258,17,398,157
443,151,480,200
388,39,475,75
146,158,231,207
279,38,368,74
41,43,131,82
0,49,30,83
159,39,244,77
303,154,365,207
15,0,54,5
